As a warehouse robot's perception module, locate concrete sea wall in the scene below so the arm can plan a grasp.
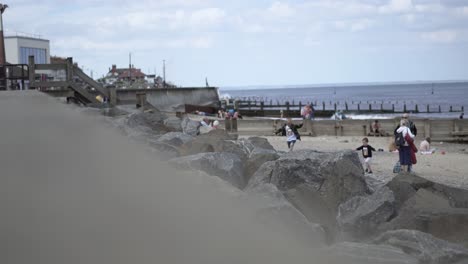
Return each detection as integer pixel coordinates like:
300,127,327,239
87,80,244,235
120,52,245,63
220,118,468,141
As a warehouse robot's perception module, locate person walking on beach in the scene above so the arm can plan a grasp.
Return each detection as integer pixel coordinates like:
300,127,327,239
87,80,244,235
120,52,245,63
396,118,416,173
356,137,376,174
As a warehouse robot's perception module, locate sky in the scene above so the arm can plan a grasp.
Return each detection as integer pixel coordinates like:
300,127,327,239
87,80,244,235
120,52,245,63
4,0,468,87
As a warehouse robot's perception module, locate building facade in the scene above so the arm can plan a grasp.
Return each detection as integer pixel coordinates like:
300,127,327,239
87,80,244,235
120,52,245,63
5,36,50,64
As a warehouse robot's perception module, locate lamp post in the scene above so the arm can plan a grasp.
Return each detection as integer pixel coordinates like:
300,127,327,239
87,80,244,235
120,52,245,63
0,3,8,90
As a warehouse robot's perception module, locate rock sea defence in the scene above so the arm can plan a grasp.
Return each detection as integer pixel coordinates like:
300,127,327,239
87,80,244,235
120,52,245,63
114,110,468,264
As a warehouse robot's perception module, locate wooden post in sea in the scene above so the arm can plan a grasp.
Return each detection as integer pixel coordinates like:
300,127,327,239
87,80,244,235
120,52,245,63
450,106,453,112
439,105,441,113
286,101,290,116
369,104,372,111
357,104,360,112
427,105,430,113
299,101,302,111
380,104,383,112
334,103,337,112
403,104,407,113
322,101,325,111
462,106,464,113
392,104,395,112
260,101,264,111
345,102,348,111
248,100,251,110
415,104,419,113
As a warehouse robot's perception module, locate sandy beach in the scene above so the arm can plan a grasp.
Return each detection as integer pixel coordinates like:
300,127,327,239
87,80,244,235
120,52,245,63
253,135,468,190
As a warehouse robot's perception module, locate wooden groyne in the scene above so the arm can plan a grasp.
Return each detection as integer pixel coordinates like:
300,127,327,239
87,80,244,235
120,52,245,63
222,99,465,117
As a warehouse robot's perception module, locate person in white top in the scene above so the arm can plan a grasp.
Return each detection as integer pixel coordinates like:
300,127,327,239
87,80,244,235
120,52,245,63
420,137,435,154
286,125,297,151
396,119,415,172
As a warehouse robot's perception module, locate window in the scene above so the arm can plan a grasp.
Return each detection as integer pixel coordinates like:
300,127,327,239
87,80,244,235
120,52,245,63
19,47,47,64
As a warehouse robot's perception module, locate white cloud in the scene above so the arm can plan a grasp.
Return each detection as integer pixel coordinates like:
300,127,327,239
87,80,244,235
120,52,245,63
458,6,468,16
414,3,445,13
421,30,458,43
402,14,416,24
333,19,373,32
267,2,295,18
304,37,321,47
379,0,413,14
351,19,373,32
189,8,226,28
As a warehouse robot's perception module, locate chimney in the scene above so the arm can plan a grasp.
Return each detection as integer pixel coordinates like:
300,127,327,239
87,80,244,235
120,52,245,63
111,64,116,72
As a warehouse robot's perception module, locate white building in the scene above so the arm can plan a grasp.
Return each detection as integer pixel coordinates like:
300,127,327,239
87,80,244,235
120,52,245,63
5,35,50,64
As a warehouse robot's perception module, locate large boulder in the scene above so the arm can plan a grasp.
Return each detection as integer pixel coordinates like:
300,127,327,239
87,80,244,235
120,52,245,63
181,116,200,136
246,150,369,240
163,116,183,132
317,242,418,264
374,229,468,264
244,183,327,247
383,174,468,246
244,148,280,182
379,188,468,246
247,150,368,209
168,152,246,189
178,130,243,157
157,132,194,147
148,141,180,161
126,111,168,134
238,137,275,153
337,186,395,239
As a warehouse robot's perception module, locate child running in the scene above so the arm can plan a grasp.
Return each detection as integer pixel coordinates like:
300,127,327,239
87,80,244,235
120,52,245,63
285,124,297,152
356,137,376,174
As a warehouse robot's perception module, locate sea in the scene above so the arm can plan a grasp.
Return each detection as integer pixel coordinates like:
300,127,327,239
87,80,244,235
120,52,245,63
219,81,468,120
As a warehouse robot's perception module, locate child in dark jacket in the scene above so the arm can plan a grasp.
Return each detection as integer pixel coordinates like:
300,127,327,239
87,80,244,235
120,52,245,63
356,137,376,174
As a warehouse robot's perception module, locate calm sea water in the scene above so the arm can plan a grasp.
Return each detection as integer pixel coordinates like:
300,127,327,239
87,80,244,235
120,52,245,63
220,81,468,119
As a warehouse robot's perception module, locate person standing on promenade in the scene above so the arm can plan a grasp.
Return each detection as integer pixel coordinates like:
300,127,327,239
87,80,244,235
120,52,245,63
396,118,416,173
356,137,376,174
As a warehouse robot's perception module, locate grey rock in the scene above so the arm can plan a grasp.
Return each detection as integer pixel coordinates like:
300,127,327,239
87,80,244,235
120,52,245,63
374,229,468,264
245,183,327,247
157,132,194,147
126,111,168,133
163,116,183,132
379,188,468,246
239,136,275,152
148,141,180,161
247,150,368,209
337,186,395,239
181,116,200,136
386,173,433,211
383,174,468,246
317,242,418,264
179,130,244,158
169,152,246,189
246,150,368,240
245,148,280,182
